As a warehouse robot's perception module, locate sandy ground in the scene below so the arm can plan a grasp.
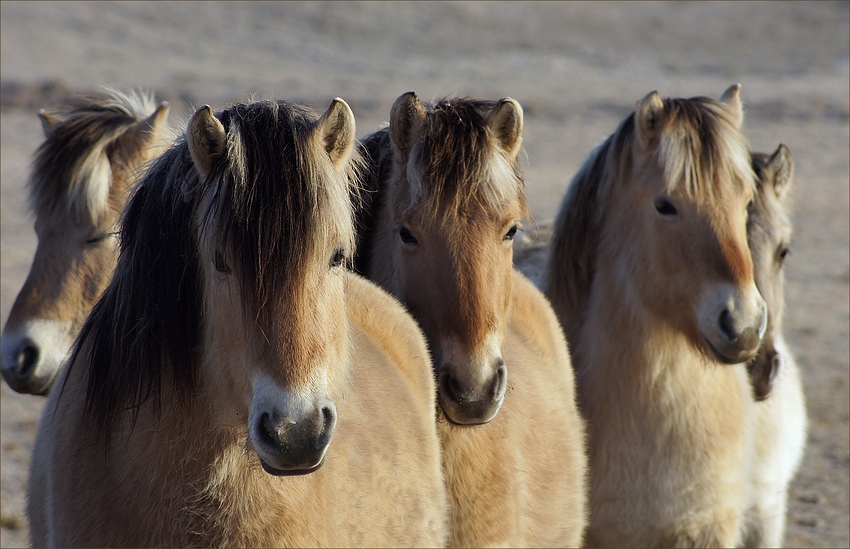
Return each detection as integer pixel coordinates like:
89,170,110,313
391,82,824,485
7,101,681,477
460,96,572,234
0,2,847,547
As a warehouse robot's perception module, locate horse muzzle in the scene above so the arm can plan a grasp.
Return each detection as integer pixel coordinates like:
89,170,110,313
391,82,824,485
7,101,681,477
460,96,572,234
250,398,337,476
437,358,508,425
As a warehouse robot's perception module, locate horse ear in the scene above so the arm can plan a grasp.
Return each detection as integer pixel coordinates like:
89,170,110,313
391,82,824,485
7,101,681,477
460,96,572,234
389,91,425,163
489,97,524,159
118,101,171,154
316,97,356,169
719,83,744,129
38,109,59,138
635,90,665,149
766,143,794,202
187,105,226,180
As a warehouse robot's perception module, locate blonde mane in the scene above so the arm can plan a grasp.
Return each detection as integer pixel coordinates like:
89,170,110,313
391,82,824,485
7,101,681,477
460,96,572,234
29,88,165,226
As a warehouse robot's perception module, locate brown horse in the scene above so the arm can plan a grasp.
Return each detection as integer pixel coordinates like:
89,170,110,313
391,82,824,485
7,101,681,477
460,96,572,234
536,85,767,547
355,92,587,546
1,89,171,395
27,98,448,546
741,144,807,547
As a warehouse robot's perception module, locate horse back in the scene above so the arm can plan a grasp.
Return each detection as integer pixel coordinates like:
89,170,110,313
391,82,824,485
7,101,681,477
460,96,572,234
340,272,449,546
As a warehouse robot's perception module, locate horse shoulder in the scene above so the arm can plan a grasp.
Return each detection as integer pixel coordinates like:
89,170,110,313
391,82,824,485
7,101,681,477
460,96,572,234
503,269,589,545
341,272,448,545
344,272,436,411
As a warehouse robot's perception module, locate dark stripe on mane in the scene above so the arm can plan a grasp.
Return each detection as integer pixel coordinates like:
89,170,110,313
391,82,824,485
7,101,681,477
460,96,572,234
65,99,360,438
29,89,157,224
416,97,527,218
352,127,392,275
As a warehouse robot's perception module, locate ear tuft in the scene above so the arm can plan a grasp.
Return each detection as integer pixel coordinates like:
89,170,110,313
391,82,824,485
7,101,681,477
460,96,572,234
316,97,356,169
187,105,226,180
635,90,665,149
389,91,425,163
489,97,524,159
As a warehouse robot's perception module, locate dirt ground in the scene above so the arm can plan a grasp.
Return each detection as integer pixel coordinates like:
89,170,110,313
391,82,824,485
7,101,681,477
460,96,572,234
1,2,847,547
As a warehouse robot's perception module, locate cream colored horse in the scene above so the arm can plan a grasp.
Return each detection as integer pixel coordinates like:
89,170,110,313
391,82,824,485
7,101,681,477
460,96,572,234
1,89,171,395
355,92,587,547
533,85,767,547
741,144,807,547
514,143,809,547
28,98,448,546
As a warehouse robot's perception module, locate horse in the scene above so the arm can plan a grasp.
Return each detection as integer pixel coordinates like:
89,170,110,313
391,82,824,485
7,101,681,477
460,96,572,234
535,85,768,547
1,88,172,395
741,144,807,547
27,98,448,547
354,92,587,547
514,143,809,547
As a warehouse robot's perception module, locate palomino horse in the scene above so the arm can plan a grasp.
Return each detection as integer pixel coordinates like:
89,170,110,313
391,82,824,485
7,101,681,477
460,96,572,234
1,89,171,395
741,144,807,547
536,85,767,547
355,92,587,546
28,98,448,546
514,144,809,547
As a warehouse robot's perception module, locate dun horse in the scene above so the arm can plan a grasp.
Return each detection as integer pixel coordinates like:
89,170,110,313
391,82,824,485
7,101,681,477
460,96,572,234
27,99,448,546
514,143,809,547
537,85,767,546
355,93,587,547
1,89,171,395
741,144,807,547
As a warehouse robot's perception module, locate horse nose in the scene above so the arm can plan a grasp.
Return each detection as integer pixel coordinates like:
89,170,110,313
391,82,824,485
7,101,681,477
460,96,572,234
712,301,765,364
1,337,44,393
437,358,507,426
253,399,337,476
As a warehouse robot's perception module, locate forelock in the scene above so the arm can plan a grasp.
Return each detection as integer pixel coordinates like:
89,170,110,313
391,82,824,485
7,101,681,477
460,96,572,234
658,97,755,203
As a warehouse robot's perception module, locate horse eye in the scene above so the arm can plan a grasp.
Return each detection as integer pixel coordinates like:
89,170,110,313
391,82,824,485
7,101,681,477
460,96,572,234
85,235,104,245
399,227,418,246
654,197,678,217
777,244,790,264
330,248,346,268
213,251,231,274
503,224,519,242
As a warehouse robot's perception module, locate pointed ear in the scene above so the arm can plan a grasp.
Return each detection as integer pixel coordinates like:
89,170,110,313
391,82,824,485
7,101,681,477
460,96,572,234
316,97,356,169
719,83,743,129
389,91,425,163
38,109,59,138
489,97,524,159
121,101,171,149
766,144,794,202
187,105,226,180
635,90,665,149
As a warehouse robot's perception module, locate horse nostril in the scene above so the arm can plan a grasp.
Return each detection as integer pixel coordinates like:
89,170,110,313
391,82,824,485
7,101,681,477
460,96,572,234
258,412,278,448
15,341,40,378
491,361,507,400
438,369,463,403
317,404,337,449
718,309,737,342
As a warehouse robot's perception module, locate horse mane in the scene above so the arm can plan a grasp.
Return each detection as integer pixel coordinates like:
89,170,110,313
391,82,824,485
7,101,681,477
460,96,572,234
546,94,754,338
64,99,363,437
29,88,160,226
410,97,528,220
353,126,392,275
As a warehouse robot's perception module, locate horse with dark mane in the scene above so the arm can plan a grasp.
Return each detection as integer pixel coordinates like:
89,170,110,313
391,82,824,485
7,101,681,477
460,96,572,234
355,92,587,547
1,89,171,395
27,98,448,546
